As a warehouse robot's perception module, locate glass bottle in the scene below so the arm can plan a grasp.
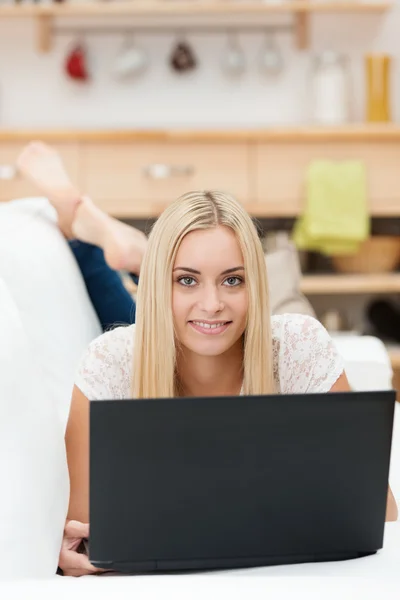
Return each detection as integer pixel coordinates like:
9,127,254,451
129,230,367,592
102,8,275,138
365,54,392,122
311,51,350,125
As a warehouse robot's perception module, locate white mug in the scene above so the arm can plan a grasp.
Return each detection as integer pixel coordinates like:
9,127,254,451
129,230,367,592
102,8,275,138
221,33,246,78
259,34,284,77
113,37,149,80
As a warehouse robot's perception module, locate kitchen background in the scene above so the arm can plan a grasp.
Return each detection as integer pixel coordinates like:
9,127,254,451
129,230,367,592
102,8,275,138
0,3,399,126
1,0,400,381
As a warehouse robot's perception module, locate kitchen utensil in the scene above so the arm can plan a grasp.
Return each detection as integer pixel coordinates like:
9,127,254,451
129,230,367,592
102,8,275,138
258,33,283,77
311,51,350,125
170,35,197,73
221,32,246,78
113,35,149,80
65,40,89,82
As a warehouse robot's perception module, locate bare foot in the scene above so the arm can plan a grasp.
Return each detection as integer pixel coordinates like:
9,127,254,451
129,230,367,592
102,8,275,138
16,141,81,237
72,197,147,274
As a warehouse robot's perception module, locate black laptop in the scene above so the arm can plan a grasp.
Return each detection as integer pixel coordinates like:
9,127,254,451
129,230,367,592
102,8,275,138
88,390,395,573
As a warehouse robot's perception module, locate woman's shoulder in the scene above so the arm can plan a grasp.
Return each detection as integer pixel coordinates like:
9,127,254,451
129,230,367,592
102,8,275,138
271,313,344,394
271,312,323,341
90,322,135,349
82,323,136,366
75,324,136,401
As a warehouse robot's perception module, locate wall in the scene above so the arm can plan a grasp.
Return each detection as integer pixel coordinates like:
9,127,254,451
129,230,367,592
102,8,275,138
0,5,399,128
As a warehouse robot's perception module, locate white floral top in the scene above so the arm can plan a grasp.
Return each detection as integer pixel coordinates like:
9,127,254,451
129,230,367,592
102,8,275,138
75,314,344,400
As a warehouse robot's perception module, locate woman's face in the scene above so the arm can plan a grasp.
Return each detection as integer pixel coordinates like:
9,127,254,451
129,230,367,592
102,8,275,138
172,225,248,357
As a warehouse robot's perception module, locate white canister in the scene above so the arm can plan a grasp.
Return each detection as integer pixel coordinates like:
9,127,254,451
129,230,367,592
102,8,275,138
311,51,351,125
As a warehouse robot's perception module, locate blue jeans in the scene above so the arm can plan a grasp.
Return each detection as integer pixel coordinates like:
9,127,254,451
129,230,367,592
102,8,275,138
69,240,138,332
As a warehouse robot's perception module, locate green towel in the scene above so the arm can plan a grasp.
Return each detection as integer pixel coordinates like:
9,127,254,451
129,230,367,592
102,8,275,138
292,160,370,255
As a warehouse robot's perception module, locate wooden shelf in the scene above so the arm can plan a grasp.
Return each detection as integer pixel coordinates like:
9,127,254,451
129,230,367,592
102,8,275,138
0,2,393,18
300,273,400,295
1,125,400,143
0,2,392,53
2,127,400,219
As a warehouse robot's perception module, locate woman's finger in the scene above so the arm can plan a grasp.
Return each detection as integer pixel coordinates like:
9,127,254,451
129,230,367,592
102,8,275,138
60,550,104,576
65,520,90,539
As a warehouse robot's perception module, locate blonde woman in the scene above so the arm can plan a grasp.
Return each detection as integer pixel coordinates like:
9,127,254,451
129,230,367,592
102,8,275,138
15,143,399,575
53,189,398,576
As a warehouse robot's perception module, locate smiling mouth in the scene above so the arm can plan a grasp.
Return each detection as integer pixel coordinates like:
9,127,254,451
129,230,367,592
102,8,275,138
189,320,232,335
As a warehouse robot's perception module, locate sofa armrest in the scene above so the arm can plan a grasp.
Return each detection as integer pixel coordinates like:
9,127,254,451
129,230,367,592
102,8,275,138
331,333,399,505
330,333,393,392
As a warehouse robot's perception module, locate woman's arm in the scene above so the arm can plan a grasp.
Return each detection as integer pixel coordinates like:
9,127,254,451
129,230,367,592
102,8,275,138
59,386,108,575
65,385,90,524
329,371,398,522
386,486,398,522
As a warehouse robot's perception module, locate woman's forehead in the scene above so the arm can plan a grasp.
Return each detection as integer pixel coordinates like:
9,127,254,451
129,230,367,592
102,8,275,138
173,227,244,275
177,225,242,259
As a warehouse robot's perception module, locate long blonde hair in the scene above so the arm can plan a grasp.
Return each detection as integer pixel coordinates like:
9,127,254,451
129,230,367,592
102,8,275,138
132,191,274,398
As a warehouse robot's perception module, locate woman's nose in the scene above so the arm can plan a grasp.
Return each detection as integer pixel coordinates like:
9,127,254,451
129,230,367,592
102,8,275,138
198,285,223,314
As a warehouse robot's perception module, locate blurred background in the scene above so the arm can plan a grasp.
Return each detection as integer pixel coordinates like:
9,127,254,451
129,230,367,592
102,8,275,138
1,0,400,387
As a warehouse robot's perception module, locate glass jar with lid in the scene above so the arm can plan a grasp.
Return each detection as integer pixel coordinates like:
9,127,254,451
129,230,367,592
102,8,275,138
311,51,351,125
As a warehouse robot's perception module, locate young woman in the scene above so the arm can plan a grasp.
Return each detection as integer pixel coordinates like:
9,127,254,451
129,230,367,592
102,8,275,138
16,143,398,577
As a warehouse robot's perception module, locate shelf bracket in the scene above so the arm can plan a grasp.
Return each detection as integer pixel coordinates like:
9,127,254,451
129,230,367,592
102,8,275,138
37,15,53,54
294,3,309,50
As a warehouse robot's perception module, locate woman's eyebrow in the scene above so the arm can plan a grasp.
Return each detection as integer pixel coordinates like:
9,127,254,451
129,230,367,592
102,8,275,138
173,266,245,275
221,266,245,275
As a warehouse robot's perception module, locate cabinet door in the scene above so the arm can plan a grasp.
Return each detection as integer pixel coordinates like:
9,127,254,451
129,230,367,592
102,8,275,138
254,142,400,216
81,142,251,217
0,143,80,202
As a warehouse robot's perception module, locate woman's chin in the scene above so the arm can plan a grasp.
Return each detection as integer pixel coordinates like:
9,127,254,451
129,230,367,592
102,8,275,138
183,335,235,358
187,344,227,357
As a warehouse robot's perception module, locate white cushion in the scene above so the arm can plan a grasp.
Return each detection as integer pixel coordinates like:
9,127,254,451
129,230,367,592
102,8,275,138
0,277,69,578
331,333,399,503
331,334,393,392
0,198,102,430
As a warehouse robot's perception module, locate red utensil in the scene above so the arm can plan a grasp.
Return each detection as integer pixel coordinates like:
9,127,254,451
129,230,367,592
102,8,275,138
65,43,89,81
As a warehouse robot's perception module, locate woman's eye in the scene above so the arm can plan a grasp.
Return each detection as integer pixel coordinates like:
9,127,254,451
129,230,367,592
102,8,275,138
224,276,243,286
178,276,196,286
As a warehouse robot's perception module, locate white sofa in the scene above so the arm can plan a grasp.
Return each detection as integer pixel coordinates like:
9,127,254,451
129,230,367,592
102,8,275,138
0,198,399,584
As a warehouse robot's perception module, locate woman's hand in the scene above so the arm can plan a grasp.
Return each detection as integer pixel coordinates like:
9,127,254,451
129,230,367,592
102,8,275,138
58,520,108,577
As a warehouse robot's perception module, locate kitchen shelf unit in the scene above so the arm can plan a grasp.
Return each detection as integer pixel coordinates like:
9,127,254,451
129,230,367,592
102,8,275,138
300,273,400,296
2,125,400,143
0,1,393,53
2,126,400,219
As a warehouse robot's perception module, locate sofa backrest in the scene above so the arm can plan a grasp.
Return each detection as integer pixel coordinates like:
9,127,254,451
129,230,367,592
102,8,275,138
0,198,102,430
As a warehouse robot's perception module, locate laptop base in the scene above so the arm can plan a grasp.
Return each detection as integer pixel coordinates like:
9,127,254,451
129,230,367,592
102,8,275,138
91,550,377,574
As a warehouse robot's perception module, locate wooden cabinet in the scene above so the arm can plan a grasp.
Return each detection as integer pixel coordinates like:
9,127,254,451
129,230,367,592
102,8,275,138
0,142,80,201
1,128,400,217
81,141,252,216
254,142,400,216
